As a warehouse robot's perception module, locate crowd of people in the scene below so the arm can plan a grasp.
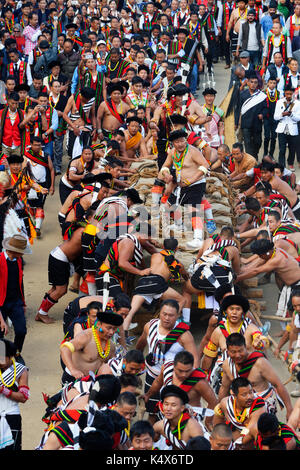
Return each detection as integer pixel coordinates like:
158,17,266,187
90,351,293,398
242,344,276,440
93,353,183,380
1,0,300,453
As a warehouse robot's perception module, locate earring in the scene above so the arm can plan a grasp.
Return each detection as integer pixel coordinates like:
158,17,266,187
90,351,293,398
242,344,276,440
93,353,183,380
99,327,103,332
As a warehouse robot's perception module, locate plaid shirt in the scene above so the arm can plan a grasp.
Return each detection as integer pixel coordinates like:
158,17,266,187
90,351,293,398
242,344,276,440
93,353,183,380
23,25,41,55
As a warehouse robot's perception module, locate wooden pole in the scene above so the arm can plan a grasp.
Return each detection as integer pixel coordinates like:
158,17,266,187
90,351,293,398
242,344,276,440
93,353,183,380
260,314,291,323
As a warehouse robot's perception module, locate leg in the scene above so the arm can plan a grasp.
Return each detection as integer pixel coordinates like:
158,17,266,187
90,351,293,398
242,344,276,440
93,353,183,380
287,134,296,167
263,120,271,156
123,295,147,331
7,299,27,353
278,132,287,167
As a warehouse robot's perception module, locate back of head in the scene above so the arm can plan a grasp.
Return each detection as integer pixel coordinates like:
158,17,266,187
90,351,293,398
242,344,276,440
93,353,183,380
211,423,233,440
163,237,178,251
251,238,274,255
90,375,121,405
220,226,234,239
79,427,113,450
186,436,211,450
245,197,261,212
119,373,140,389
116,391,137,407
257,412,279,434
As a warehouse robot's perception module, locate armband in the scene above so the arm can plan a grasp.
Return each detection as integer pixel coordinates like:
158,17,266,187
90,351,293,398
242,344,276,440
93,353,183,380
97,129,102,135
286,324,292,333
161,167,170,175
198,165,208,175
60,341,75,353
188,114,199,125
203,340,218,358
0,385,12,398
214,404,224,417
19,385,30,401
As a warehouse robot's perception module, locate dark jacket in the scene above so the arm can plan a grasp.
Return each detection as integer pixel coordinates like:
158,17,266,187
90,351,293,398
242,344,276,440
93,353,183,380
57,50,81,81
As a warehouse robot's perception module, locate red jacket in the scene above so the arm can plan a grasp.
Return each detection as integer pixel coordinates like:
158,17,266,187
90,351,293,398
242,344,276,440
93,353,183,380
0,108,24,147
0,252,25,307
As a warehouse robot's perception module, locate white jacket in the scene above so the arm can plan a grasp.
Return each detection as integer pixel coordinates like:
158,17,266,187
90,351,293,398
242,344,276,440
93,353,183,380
274,98,300,135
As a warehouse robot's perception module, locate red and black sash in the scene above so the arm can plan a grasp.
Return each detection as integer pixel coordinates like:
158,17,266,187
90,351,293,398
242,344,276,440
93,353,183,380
25,148,49,168
43,409,83,425
256,422,300,449
74,91,91,125
180,368,207,393
165,411,190,448
159,322,190,354
105,99,124,125
237,351,265,378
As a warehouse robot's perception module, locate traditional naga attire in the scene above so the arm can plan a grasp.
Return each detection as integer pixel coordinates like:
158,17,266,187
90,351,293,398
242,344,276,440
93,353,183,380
132,249,182,307
255,422,300,449
228,351,284,414
205,316,251,394
144,319,189,414
67,91,95,159
80,70,105,111
95,233,143,298
156,361,211,426
25,147,50,232
163,411,191,450
214,395,265,435
190,234,236,296
0,361,29,450
102,98,125,139
201,104,224,149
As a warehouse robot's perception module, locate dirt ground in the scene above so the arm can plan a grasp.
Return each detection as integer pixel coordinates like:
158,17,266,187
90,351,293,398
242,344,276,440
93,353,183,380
11,63,299,449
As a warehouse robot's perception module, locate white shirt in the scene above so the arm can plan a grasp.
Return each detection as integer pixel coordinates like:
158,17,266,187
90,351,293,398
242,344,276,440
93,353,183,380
274,97,300,135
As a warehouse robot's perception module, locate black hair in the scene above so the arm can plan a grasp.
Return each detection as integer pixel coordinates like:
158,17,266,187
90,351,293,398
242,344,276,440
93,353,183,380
38,91,48,99
116,391,137,407
257,412,279,434
186,436,211,450
245,197,261,212
255,181,273,192
8,91,19,101
80,87,96,100
260,161,275,172
130,420,154,441
291,289,300,299
33,73,43,80
174,351,194,366
163,237,178,250
125,349,144,364
226,332,246,349
114,293,131,310
32,136,43,144
251,238,274,255
231,377,251,395
220,226,235,238
119,373,139,389
5,75,16,83
268,210,281,221
232,142,243,152
160,298,180,313
257,230,269,239
87,301,102,312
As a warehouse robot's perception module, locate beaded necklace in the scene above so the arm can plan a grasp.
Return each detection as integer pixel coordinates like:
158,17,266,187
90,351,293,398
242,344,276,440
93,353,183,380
0,359,16,388
92,326,111,359
233,399,248,423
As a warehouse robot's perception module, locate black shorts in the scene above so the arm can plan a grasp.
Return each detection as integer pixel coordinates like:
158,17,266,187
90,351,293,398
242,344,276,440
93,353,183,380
168,182,206,208
95,272,123,298
48,254,70,286
191,264,230,295
133,274,168,298
63,297,81,335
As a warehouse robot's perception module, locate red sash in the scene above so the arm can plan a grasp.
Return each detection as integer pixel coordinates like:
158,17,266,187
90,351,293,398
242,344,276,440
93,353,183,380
25,148,49,168
8,61,26,84
180,368,207,393
105,99,124,125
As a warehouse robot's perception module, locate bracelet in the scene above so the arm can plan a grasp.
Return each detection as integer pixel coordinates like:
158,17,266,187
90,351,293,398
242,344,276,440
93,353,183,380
0,385,12,398
97,129,102,134
60,341,75,353
198,165,208,175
